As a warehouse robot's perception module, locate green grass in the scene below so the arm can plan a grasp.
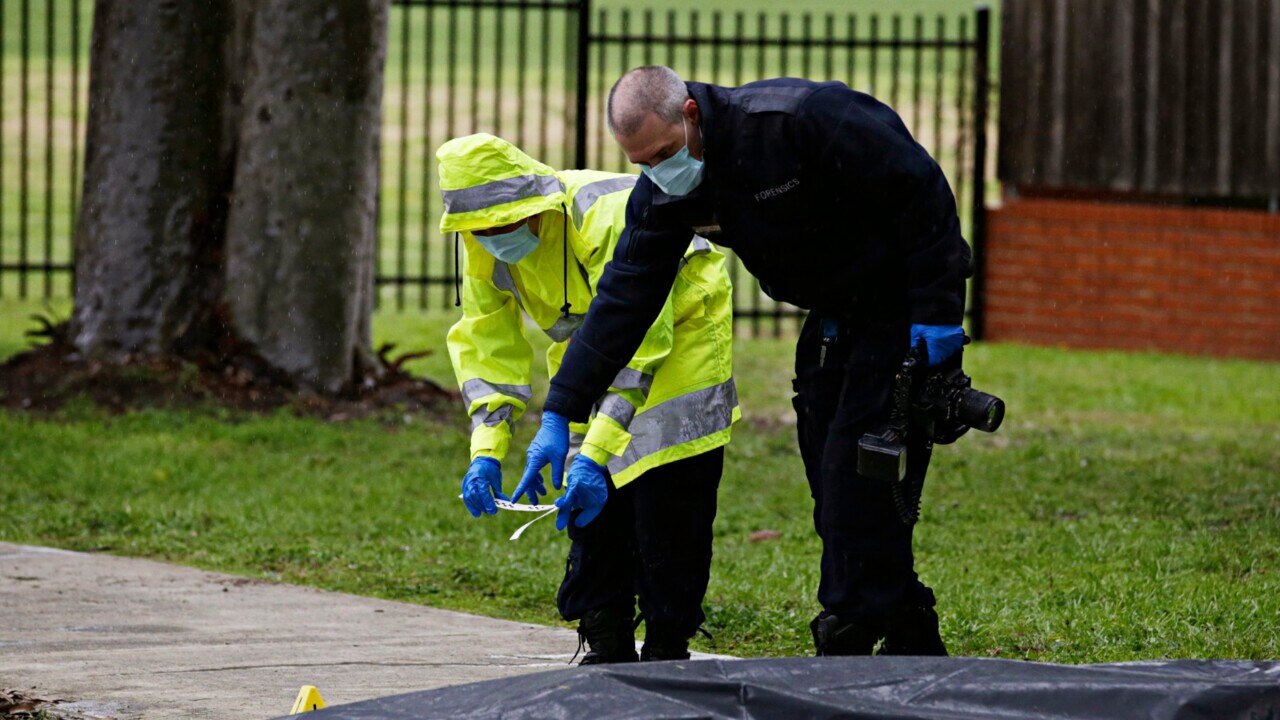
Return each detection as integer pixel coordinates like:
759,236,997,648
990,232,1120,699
2,299,1277,661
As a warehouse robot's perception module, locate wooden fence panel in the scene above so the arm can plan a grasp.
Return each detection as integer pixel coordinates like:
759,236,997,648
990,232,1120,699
997,0,1280,200
1269,0,1280,197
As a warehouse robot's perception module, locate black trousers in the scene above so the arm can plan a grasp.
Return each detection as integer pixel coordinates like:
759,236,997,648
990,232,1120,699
557,447,724,639
792,313,937,628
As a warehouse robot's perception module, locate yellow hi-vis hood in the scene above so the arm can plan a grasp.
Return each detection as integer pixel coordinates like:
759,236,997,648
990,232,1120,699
441,135,739,488
436,134,567,233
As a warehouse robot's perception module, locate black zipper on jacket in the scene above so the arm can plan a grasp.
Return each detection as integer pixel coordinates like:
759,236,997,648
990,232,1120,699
453,232,462,307
560,204,571,318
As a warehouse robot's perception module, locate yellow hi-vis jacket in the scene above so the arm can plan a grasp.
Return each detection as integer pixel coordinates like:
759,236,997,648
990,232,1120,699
437,133,738,487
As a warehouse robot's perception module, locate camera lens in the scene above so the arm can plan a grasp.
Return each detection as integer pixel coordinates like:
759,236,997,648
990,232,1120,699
955,389,1005,432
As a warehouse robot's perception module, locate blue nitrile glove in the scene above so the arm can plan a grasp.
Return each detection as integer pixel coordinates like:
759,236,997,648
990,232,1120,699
518,410,570,494
910,324,965,366
555,455,609,531
510,461,548,506
460,457,508,518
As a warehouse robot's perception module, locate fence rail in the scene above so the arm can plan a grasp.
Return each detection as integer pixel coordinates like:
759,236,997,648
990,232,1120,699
0,0,86,300
0,0,991,338
581,4,990,336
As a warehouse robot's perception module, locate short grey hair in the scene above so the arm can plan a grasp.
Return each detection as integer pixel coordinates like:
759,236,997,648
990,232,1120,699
606,66,688,137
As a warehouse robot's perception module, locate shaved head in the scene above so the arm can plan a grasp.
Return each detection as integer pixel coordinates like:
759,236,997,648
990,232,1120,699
607,66,689,137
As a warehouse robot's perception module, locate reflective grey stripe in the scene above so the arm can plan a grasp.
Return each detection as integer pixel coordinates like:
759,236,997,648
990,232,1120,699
608,379,737,476
442,174,564,214
612,367,654,395
566,430,586,463
461,378,532,408
571,176,636,227
491,261,525,308
545,313,585,342
597,392,637,428
471,405,515,431
681,235,713,268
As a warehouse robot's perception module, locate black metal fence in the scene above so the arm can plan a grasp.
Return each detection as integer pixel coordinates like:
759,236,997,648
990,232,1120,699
376,0,585,312
581,5,992,336
0,0,991,338
0,0,86,301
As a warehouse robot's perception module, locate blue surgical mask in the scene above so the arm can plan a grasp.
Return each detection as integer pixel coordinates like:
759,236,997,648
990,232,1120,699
640,120,704,196
475,222,539,264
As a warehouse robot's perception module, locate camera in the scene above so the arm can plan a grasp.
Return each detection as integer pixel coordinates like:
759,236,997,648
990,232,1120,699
913,365,1006,440
856,342,1005,523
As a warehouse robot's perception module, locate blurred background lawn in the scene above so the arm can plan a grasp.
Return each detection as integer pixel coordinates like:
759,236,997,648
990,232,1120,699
2,298,1276,660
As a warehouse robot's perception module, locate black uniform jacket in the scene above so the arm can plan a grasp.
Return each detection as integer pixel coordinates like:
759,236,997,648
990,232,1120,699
546,78,971,422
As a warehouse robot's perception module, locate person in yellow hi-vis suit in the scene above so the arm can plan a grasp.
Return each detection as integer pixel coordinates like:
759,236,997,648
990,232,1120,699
437,134,738,664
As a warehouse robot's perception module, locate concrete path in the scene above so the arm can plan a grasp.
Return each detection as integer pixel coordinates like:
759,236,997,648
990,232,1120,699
0,543,604,719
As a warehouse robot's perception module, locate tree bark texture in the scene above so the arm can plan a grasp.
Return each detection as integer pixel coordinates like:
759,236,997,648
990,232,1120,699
225,1,387,394
71,0,229,357
70,0,388,394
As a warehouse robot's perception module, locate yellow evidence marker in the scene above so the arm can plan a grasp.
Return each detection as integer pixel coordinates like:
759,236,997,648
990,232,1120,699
290,685,327,714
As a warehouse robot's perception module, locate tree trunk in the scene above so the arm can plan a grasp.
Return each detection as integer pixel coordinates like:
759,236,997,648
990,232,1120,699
69,0,389,395
70,0,229,357
224,1,387,394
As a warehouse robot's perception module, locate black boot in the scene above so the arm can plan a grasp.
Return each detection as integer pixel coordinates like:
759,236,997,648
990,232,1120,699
879,605,948,656
640,624,692,661
810,612,879,656
576,608,639,665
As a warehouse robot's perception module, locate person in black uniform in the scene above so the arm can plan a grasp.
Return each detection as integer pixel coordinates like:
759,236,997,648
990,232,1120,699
517,66,971,656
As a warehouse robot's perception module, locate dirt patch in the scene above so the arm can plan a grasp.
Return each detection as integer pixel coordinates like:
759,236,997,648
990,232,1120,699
0,689,74,720
1,691,129,720
745,412,797,434
0,317,454,422
1,689,50,718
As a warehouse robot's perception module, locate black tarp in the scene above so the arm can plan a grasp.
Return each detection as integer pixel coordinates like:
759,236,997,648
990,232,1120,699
282,657,1280,719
